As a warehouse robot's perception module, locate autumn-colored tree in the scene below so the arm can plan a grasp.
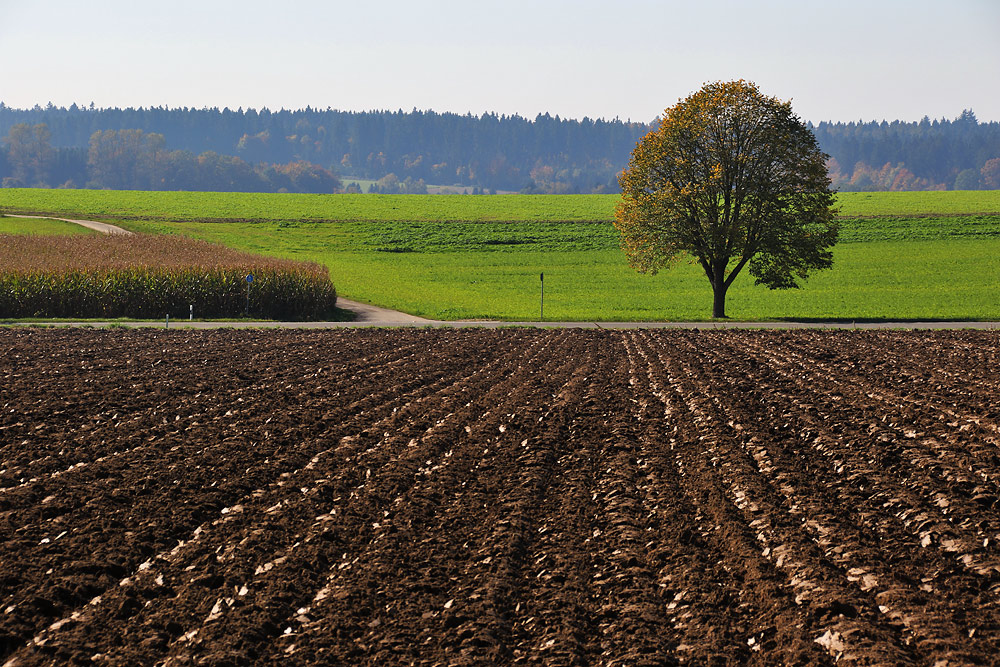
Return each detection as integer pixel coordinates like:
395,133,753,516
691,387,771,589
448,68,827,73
271,160,342,193
235,130,271,163
615,80,838,318
982,158,1000,189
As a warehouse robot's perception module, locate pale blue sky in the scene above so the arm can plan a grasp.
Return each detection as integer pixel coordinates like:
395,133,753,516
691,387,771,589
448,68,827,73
2,0,998,123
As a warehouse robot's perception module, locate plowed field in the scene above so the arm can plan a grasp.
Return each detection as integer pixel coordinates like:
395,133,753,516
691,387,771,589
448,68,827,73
2,328,999,666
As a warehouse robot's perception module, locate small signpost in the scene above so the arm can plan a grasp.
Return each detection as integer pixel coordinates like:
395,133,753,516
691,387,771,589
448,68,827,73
245,273,254,315
540,272,544,321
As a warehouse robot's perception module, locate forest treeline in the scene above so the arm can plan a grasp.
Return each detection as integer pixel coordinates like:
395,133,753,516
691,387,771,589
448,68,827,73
1,104,999,193
0,124,341,194
817,110,1000,191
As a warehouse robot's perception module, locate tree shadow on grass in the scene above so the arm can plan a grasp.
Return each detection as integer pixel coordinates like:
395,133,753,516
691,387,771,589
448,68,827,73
324,306,358,322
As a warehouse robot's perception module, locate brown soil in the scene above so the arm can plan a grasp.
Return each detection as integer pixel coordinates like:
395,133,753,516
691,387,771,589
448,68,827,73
1,328,998,665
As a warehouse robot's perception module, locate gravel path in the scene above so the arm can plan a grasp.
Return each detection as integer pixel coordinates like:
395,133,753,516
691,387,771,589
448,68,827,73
335,298,435,324
6,213,135,235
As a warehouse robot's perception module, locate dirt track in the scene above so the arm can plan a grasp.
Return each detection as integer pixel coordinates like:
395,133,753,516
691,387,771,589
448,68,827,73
2,328,999,665
4,215,134,236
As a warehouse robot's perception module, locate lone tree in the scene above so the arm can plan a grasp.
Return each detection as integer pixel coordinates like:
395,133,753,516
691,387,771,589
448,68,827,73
615,80,838,318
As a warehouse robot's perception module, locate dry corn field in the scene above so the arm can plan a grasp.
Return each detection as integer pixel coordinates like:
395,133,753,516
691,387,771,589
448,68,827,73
0,235,337,320
1,328,999,666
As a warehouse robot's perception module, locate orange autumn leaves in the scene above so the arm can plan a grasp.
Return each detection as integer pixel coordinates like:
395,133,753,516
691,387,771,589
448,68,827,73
613,80,837,317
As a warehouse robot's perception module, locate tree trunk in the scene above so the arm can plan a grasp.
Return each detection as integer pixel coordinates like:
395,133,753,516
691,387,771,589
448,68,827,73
712,283,728,319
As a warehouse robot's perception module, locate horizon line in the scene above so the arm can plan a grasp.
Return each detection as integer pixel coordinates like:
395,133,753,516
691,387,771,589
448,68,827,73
0,102,994,127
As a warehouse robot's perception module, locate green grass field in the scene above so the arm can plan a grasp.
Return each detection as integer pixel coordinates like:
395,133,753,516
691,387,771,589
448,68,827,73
835,191,1000,217
0,190,617,222
2,189,1000,321
2,189,999,222
0,215,97,236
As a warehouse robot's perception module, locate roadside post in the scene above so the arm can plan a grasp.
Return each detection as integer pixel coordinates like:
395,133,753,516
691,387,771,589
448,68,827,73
245,273,254,316
189,304,193,321
540,272,544,321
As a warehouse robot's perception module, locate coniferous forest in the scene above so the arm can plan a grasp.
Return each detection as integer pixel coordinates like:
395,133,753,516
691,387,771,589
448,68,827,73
1,104,998,193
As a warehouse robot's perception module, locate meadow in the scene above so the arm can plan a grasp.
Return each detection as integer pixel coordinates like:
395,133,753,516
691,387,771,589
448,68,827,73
0,190,616,222
2,189,1000,222
2,190,1000,321
0,215,96,236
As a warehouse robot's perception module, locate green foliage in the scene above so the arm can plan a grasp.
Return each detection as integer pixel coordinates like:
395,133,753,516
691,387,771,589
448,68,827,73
817,112,1000,190
1,126,342,192
1,106,646,193
87,129,166,190
4,189,1000,321
954,169,983,191
110,218,1000,322
616,81,837,317
4,105,1000,194
2,123,53,187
